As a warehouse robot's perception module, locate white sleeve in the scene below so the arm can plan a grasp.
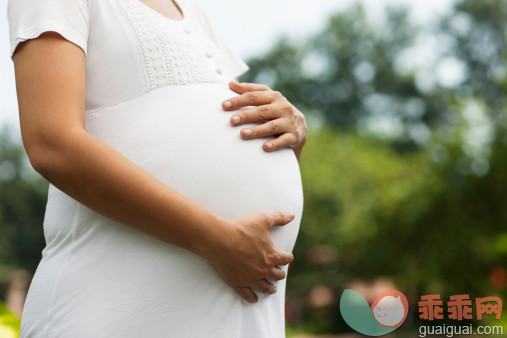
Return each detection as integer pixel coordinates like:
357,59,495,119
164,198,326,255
7,0,90,60
192,4,249,79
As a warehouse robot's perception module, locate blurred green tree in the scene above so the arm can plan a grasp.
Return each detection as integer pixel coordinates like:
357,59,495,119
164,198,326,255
0,126,47,299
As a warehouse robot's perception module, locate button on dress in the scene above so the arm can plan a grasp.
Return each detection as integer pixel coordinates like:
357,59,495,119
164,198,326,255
7,0,304,337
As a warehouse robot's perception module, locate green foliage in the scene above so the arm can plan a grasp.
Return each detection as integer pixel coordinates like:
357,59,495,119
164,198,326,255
292,125,507,292
292,127,440,286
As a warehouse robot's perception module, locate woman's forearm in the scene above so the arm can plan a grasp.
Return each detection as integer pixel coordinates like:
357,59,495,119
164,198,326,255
30,128,228,259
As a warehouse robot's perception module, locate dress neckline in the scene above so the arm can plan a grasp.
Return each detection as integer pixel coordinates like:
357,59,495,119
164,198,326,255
135,0,187,23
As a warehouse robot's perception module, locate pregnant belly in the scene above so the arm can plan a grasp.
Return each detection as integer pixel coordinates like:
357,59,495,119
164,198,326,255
84,83,303,252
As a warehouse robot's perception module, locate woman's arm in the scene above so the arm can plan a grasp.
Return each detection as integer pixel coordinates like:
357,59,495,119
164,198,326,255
13,32,294,303
13,32,219,257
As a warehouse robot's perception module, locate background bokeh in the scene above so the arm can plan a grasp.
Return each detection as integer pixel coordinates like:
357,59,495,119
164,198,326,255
1,0,506,336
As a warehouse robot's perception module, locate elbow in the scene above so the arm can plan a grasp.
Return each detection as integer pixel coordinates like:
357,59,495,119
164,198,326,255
23,128,85,178
25,134,64,178
27,146,54,177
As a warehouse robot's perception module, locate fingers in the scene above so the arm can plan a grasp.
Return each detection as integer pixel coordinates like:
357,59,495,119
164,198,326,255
228,81,271,94
263,133,298,152
276,250,295,266
235,287,258,303
262,211,295,230
222,90,281,110
230,104,281,126
251,279,277,295
267,266,287,281
238,118,289,140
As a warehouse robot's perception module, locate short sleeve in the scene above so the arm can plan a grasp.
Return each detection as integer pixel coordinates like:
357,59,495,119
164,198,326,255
192,3,249,79
7,0,90,60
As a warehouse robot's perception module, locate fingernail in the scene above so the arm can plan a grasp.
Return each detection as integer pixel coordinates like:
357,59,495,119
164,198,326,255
265,142,273,149
223,101,232,109
243,129,252,137
231,115,240,124
286,211,295,218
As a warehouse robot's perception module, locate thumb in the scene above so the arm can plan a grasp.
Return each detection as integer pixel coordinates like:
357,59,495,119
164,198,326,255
263,211,295,230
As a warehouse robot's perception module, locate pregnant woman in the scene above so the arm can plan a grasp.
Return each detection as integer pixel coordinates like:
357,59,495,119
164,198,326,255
8,0,307,336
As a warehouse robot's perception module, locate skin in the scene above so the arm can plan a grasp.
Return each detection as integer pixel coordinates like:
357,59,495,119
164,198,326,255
141,0,184,21
12,1,307,305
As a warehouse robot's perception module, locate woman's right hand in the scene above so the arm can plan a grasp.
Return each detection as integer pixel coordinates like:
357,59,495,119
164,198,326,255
203,211,295,303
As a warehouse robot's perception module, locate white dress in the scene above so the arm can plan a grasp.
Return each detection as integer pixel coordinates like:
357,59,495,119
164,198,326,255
7,0,304,337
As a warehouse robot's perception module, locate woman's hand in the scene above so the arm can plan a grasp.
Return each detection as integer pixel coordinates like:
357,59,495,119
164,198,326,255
202,211,295,303
222,81,308,161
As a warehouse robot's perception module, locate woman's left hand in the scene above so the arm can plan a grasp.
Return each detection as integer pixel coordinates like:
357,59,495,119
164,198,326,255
222,81,308,161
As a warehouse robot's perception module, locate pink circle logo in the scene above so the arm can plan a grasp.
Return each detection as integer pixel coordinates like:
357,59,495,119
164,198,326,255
370,290,409,328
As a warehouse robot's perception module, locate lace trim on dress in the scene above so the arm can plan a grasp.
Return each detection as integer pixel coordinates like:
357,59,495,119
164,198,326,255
113,0,225,90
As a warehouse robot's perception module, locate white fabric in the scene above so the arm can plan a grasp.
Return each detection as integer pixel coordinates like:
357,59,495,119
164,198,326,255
7,0,304,337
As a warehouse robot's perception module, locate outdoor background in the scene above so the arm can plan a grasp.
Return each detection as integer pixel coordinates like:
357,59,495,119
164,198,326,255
0,0,506,336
